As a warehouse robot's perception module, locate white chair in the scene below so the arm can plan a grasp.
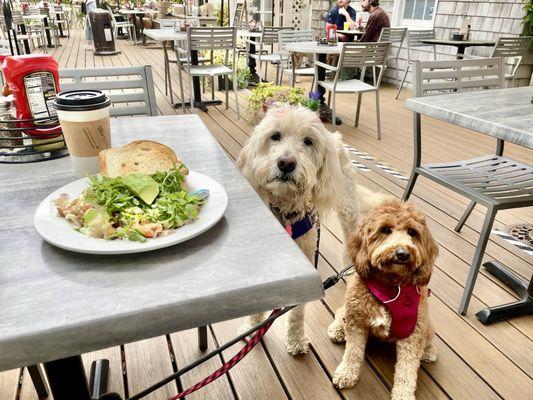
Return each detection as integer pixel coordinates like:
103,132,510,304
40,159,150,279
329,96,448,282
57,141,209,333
377,27,407,87
177,27,239,118
314,41,390,138
248,26,292,83
278,29,315,86
395,29,436,99
25,7,60,48
51,5,70,38
108,6,136,44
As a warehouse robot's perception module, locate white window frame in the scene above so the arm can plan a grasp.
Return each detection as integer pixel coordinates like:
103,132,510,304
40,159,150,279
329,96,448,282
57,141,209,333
392,0,438,29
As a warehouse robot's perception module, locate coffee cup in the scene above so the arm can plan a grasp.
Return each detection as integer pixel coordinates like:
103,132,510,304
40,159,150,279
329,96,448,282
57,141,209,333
52,90,111,178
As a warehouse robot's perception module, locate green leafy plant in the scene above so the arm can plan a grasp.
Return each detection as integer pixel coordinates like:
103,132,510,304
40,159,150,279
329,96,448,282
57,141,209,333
212,51,251,89
523,0,533,37
245,83,308,123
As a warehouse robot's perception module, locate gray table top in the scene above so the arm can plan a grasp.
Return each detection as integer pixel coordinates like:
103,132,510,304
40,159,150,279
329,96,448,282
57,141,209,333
0,115,323,371
405,86,533,149
421,38,495,47
285,41,342,54
143,28,187,42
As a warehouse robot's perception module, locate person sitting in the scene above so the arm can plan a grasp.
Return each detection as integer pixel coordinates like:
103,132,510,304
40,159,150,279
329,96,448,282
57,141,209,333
325,0,357,42
359,0,390,42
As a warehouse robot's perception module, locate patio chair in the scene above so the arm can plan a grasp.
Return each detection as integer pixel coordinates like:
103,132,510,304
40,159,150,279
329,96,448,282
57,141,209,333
395,29,436,99
59,65,158,117
176,27,240,118
108,6,136,44
314,41,390,138
278,29,315,87
51,5,70,38
248,26,293,83
25,7,60,48
403,57,533,315
377,27,407,88
491,37,533,86
1,11,44,54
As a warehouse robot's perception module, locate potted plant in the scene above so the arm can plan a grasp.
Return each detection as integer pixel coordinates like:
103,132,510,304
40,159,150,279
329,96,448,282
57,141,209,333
246,83,318,123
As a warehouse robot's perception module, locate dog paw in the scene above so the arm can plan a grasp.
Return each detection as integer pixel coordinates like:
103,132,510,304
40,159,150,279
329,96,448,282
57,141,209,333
421,346,438,363
286,335,310,355
327,321,345,343
332,364,359,389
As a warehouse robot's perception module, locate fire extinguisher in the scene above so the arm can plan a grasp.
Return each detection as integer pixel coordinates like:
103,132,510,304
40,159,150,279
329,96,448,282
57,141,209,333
1,54,62,137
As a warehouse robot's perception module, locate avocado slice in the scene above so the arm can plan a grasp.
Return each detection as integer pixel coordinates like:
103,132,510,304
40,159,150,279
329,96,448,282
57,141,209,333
122,173,160,205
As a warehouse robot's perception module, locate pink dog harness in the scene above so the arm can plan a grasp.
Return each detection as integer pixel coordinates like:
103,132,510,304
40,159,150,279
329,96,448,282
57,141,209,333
363,278,422,339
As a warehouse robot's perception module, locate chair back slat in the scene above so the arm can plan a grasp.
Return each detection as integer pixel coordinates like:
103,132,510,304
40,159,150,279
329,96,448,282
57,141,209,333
491,36,533,58
413,57,503,97
187,27,236,51
339,42,390,69
379,27,406,44
407,29,435,47
59,66,158,117
261,26,292,45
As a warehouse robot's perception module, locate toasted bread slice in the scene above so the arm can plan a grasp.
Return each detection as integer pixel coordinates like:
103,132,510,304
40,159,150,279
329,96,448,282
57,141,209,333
99,141,188,177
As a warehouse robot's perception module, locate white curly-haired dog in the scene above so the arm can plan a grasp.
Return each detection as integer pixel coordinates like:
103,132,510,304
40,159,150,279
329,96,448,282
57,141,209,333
237,104,384,355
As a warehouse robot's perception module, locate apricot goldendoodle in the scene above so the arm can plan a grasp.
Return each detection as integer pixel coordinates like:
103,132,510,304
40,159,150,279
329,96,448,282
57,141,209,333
329,199,439,400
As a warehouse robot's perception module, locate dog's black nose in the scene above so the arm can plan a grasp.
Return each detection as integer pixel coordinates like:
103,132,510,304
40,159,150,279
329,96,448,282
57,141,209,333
277,155,296,173
395,248,410,262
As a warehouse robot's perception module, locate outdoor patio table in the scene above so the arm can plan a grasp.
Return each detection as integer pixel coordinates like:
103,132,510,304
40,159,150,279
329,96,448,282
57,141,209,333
237,29,262,85
0,115,323,399
405,86,533,324
285,40,343,124
337,29,364,42
119,8,157,45
421,38,495,59
143,29,223,111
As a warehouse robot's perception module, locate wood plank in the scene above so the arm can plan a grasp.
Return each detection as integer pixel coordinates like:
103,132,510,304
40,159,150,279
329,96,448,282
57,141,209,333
169,328,235,400
0,369,20,400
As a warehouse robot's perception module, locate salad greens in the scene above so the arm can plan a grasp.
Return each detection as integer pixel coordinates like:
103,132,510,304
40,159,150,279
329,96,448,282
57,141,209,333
55,166,205,242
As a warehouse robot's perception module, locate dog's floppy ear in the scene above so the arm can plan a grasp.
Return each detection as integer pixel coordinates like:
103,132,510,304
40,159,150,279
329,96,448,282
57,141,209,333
312,130,345,214
236,127,264,189
413,214,439,286
347,226,371,278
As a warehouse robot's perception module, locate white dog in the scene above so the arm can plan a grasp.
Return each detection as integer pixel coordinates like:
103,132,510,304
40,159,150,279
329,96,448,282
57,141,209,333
237,104,384,355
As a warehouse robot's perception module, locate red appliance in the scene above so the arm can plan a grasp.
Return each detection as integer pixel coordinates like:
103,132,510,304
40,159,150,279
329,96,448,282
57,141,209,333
1,54,62,136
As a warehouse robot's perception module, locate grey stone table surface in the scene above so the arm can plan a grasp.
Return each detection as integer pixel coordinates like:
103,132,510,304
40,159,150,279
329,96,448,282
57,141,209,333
0,115,323,371
143,29,187,42
405,86,533,150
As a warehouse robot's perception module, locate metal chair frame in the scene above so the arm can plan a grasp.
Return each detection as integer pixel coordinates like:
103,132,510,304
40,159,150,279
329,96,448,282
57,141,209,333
395,29,436,99
248,26,292,83
59,65,158,117
377,27,407,88
403,57,533,315
278,29,315,86
314,41,391,138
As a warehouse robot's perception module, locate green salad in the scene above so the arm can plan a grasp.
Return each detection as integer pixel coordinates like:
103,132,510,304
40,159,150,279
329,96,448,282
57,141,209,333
54,166,206,242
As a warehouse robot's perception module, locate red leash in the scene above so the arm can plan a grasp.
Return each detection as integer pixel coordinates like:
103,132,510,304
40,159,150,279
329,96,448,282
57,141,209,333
167,308,282,400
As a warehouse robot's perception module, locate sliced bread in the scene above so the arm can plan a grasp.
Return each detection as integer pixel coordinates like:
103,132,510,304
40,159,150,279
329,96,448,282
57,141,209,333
99,140,189,177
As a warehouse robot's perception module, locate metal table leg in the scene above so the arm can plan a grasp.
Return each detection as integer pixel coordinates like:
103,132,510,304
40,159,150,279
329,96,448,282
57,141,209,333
43,355,91,400
316,53,342,125
476,261,533,324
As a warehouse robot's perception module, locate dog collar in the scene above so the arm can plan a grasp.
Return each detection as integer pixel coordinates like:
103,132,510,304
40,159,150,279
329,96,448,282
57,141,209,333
285,213,315,240
362,278,423,339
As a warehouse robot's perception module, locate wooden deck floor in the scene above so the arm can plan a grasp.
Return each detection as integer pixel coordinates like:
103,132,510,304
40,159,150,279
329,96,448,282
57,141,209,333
1,30,532,400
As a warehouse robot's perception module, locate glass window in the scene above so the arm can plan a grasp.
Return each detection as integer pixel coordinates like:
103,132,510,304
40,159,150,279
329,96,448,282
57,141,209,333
399,0,437,26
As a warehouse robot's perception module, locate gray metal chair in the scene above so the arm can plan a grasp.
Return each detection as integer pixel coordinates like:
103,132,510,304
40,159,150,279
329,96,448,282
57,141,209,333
403,57,533,315
248,26,293,83
278,29,315,86
395,29,436,99
377,27,407,88
177,27,239,118
490,36,533,86
59,66,158,117
314,41,391,138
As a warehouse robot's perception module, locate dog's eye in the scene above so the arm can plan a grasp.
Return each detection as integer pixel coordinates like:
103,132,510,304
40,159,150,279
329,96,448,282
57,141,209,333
380,226,392,234
407,228,418,237
303,137,313,146
270,131,281,141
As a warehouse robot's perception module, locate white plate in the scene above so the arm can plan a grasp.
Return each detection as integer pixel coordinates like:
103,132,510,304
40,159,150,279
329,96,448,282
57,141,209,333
34,171,228,255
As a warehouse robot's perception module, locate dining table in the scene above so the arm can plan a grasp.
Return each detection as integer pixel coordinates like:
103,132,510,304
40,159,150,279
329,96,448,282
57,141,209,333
143,29,223,111
405,86,533,324
421,38,495,59
284,41,344,125
22,13,53,48
0,114,323,399
119,8,158,45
